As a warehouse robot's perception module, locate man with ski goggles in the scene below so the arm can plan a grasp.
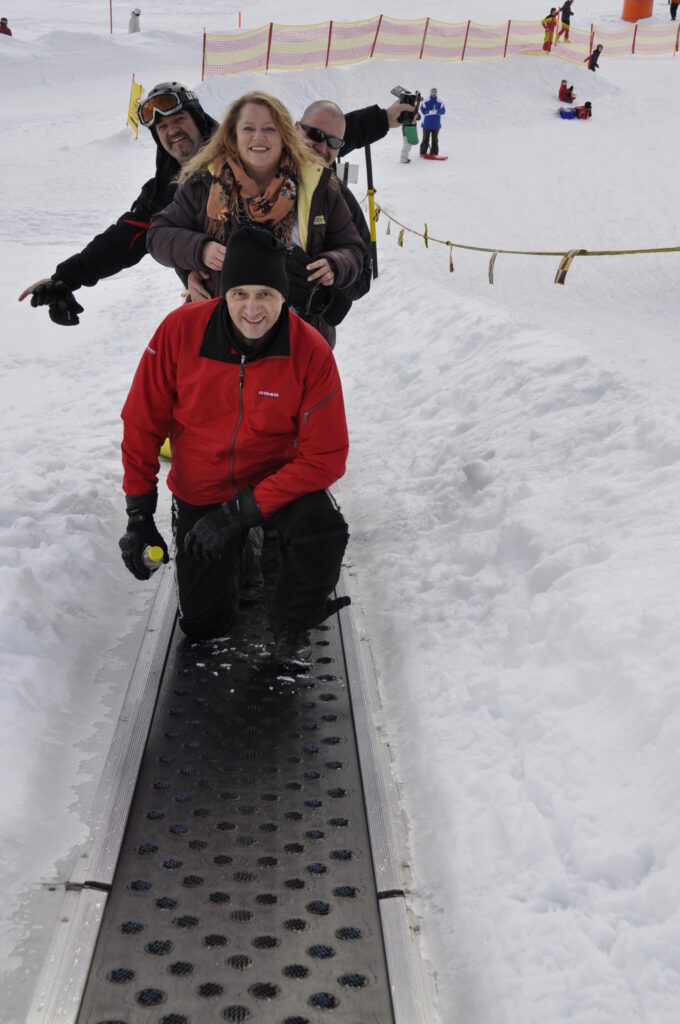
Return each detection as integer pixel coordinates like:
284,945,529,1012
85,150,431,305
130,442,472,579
137,86,200,127
18,82,215,326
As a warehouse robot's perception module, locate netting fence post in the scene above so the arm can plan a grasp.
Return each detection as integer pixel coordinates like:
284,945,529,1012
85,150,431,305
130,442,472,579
201,30,206,81
326,21,333,67
676,24,680,53
370,14,383,59
461,20,471,60
419,17,430,60
266,22,273,72
632,24,638,55
503,20,511,58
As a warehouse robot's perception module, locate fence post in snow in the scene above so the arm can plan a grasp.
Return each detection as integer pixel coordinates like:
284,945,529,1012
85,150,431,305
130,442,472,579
364,144,378,280
325,21,333,67
201,30,206,81
419,17,430,60
369,15,383,59
632,24,638,55
265,23,274,72
461,20,471,60
504,20,511,59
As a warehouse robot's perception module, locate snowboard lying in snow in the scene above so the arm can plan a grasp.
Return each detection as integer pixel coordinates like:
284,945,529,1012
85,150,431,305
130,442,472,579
422,154,448,161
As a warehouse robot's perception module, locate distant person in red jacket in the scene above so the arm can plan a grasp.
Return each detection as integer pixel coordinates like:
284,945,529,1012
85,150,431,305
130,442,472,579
119,226,350,663
0,16,12,35
585,44,603,71
559,101,592,120
559,80,576,103
541,8,559,52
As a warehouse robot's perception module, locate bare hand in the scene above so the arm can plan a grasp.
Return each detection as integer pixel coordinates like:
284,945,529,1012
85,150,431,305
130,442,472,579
187,269,212,302
202,241,226,271
386,99,416,129
18,277,52,302
305,258,335,287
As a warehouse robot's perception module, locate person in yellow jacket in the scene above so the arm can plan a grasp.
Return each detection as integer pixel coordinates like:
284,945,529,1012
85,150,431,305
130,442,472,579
541,7,559,52
146,91,366,349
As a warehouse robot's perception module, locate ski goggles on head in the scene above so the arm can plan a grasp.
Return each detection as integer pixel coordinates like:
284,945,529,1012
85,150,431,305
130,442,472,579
138,89,196,127
300,123,345,151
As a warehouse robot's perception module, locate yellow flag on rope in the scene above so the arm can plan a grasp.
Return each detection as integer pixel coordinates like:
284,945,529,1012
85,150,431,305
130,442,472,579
127,76,144,138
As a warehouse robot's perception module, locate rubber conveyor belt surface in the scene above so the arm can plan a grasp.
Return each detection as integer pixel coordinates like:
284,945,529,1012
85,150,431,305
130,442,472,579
77,558,396,1024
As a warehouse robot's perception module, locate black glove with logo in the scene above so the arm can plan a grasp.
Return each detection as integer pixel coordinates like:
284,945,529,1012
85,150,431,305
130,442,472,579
184,488,264,561
30,278,84,326
285,245,333,316
119,492,170,580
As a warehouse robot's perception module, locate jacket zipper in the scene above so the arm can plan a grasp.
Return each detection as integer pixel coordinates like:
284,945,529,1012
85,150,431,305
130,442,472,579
228,355,246,494
303,387,337,425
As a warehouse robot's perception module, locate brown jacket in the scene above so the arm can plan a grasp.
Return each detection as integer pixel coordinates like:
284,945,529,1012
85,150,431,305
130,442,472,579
147,162,366,345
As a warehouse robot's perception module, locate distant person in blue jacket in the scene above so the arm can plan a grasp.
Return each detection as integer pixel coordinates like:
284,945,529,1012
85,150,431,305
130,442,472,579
419,88,446,158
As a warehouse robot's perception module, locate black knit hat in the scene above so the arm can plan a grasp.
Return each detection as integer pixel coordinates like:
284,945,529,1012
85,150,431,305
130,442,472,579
221,227,289,299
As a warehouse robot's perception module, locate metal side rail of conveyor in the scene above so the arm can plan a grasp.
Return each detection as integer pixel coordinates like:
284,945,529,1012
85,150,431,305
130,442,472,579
27,543,435,1024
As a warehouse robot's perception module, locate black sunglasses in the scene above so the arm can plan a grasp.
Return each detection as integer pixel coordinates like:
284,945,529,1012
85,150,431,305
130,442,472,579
300,122,344,150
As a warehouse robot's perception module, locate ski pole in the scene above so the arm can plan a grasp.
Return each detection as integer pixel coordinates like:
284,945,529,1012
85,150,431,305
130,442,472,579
364,143,378,279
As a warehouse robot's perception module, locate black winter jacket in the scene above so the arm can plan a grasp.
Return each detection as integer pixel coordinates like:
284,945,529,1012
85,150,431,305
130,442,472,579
54,110,218,291
340,105,389,159
323,178,372,327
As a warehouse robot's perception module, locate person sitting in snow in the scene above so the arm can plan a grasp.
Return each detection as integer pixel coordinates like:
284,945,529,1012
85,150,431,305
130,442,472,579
18,82,216,325
419,88,446,158
559,80,576,103
119,226,350,664
0,16,12,35
559,101,592,120
129,8,141,33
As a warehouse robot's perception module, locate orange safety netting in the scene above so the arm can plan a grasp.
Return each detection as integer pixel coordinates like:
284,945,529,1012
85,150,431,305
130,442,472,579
202,16,680,77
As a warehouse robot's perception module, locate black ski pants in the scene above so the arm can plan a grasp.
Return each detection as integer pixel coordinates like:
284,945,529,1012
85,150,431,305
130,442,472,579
671,2,678,20
173,491,348,640
420,128,440,156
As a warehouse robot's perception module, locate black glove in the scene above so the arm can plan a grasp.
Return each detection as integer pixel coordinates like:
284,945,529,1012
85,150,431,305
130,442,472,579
30,279,84,326
119,492,170,581
184,488,264,561
285,245,333,317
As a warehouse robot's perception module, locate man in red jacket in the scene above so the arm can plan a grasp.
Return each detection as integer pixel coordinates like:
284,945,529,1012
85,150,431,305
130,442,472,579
119,227,350,662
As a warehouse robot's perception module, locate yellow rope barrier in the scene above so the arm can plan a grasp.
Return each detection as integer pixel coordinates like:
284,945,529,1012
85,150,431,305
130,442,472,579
373,203,680,285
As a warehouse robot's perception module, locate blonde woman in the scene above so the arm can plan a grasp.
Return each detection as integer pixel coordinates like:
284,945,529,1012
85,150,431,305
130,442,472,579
147,91,366,347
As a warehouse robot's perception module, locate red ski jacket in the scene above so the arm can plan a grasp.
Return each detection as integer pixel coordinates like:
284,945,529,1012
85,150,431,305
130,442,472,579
121,298,349,517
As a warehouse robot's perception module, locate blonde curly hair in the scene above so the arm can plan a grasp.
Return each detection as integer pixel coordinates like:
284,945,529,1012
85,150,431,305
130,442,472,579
179,91,318,182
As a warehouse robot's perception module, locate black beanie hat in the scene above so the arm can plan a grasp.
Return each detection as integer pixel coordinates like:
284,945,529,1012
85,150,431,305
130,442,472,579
221,227,289,299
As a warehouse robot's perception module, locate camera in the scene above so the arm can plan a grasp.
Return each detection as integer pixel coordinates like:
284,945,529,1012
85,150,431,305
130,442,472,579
391,85,421,124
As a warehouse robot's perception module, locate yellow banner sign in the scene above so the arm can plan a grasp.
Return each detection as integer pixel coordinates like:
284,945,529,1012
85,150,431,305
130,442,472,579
127,77,144,137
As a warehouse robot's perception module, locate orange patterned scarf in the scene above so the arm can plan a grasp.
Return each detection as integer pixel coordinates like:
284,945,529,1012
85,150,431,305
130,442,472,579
206,154,298,244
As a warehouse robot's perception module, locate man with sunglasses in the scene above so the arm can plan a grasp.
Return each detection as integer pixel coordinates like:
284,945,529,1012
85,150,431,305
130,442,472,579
18,82,216,326
277,101,373,342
